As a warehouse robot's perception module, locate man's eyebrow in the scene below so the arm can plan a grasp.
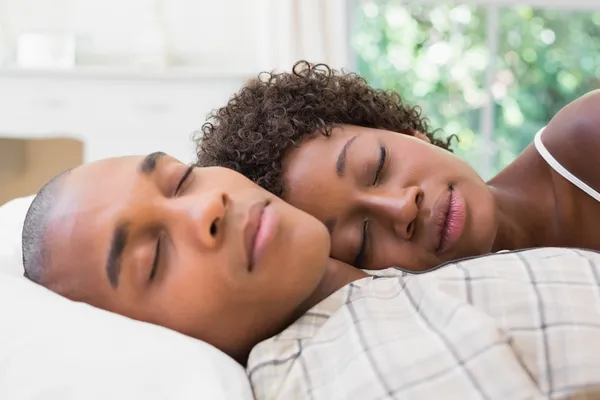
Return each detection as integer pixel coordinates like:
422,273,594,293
106,223,129,288
336,136,357,177
139,152,166,175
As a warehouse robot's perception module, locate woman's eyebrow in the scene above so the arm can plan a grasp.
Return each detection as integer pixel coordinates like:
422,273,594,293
336,136,357,177
139,152,167,175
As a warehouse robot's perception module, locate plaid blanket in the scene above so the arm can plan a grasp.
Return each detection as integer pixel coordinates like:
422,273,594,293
247,248,600,399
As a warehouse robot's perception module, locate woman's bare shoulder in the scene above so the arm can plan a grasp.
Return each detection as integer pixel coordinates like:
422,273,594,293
540,90,600,193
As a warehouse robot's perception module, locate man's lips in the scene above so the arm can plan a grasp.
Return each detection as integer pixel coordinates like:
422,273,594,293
243,200,277,271
243,201,267,271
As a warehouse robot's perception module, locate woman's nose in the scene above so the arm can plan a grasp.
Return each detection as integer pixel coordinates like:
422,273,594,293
364,186,423,240
170,190,229,249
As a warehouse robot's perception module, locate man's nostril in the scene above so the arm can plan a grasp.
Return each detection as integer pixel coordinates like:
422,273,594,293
407,221,413,235
210,219,219,237
416,192,424,207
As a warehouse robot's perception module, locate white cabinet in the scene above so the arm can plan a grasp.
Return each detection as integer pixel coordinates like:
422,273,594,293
0,68,248,163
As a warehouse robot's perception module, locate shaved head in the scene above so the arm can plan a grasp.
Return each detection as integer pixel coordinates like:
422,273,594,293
16,154,335,362
22,169,72,287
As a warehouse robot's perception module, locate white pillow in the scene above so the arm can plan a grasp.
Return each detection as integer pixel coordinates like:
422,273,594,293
0,195,34,277
0,197,254,400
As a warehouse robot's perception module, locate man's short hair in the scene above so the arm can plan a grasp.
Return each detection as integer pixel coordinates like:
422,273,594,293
22,169,71,285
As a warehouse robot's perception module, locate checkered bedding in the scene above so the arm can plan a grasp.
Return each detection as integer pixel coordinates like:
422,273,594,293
247,248,600,399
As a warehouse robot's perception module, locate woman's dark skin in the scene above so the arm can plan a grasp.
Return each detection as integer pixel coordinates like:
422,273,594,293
282,90,600,271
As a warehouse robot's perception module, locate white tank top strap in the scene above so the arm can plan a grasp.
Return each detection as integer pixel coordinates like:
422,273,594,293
534,126,600,203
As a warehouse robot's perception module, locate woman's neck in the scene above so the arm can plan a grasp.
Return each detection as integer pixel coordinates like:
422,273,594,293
487,179,559,252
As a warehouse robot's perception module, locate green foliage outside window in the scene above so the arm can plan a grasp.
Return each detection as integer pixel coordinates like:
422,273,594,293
352,1,600,177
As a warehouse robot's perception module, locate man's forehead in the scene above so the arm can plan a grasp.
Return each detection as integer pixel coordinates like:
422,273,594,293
71,156,140,180
43,158,139,291
56,156,142,206
42,205,108,302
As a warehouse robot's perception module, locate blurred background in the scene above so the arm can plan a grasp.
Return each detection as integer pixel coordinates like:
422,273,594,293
0,0,598,203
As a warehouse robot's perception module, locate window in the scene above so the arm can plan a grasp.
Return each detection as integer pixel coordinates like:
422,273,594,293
351,0,600,179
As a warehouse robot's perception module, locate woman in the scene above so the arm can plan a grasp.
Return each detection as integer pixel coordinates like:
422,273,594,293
197,61,600,272
21,152,366,364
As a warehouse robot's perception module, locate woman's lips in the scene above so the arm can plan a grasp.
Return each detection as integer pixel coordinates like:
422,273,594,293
429,187,466,254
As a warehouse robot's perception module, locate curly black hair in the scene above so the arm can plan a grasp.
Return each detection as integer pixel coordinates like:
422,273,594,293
196,61,455,197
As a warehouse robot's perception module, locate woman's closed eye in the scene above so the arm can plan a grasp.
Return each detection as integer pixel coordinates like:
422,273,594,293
149,164,196,282
354,145,387,268
372,145,387,185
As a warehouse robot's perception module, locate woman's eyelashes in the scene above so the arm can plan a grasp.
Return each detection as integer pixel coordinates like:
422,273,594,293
372,146,387,185
354,146,387,268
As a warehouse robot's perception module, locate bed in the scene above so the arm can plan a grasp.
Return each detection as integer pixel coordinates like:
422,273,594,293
3,195,600,399
248,248,600,399
0,196,254,400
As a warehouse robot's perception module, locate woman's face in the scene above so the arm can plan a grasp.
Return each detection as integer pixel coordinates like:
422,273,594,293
282,125,497,272
45,153,330,359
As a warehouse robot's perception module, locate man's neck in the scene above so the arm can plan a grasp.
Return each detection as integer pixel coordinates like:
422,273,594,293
236,259,366,366
298,258,368,316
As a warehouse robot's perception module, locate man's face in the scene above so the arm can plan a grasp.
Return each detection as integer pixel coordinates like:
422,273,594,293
44,153,331,359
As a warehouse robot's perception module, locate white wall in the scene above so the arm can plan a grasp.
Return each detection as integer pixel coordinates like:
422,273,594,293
0,0,351,199
0,0,260,72
0,70,249,200
0,0,261,198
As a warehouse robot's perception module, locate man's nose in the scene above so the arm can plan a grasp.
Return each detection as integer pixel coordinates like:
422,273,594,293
169,190,230,249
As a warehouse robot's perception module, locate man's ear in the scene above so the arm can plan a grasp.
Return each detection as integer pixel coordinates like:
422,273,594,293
413,130,431,143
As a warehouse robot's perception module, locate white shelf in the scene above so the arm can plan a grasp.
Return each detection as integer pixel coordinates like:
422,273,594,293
0,66,249,163
0,66,254,81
